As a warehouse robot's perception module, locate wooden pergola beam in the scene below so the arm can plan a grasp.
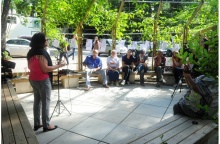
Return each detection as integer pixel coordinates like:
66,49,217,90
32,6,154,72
152,0,163,70
182,0,204,47
112,0,125,50
77,0,96,71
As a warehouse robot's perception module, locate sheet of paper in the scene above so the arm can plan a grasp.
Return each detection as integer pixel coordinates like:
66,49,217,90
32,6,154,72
86,39,93,51
100,39,106,52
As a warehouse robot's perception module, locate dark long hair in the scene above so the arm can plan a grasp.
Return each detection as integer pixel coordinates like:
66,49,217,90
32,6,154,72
30,32,46,49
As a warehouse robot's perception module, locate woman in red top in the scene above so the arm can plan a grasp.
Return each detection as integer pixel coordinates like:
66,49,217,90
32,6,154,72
27,32,65,132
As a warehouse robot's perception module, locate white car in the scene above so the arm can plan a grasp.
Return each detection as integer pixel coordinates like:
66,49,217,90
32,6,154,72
6,38,31,57
99,39,128,56
6,38,59,57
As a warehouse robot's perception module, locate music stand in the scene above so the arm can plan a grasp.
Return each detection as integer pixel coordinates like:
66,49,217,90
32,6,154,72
50,71,71,119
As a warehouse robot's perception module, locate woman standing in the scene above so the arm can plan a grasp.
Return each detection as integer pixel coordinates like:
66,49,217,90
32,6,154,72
27,32,65,132
107,50,120,86
93,36,101,51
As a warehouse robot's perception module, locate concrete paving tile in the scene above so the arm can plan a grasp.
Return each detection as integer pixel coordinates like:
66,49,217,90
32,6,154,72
70,117,117,140
92,107,130,124
50,112,89,130
20,102,33,112
133,104,167,118
142,97,172,108
63,100,105,116
148,88,174,100
121,113,160,130
35,127,66,144
106,99,139,112
49,131,99,144
52,89,86,100
17,92,34,102
85,95,117,106
24,110,34,119
117,87,156,103
102,124,143,144
119,96,145,103
168,100,179,109
161,108,174,120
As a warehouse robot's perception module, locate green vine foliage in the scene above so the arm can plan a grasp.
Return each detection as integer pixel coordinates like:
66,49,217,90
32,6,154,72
180,29,218,79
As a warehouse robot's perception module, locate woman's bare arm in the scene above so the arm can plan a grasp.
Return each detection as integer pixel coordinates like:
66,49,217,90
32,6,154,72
38,55,65,73
183,73,200,93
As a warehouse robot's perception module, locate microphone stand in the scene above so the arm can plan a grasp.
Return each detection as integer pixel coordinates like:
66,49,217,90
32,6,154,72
171,76,183,98
50,69,71,120
161,75,183,121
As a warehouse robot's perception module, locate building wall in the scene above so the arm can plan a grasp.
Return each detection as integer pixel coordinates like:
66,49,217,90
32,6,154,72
6,15,41,39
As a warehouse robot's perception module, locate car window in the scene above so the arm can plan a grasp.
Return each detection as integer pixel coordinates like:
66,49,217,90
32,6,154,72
6,40,19,44
19,40,30,46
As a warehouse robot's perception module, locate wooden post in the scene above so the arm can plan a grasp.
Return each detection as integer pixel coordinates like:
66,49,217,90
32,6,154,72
152,0,163,70
112,0,125,50
182,0,204,49
41,0,48,34
77,24,83,71
76,0,96,71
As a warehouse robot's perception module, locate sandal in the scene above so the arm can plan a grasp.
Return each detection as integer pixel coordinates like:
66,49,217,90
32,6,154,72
34,125,43,131
43,125,58,132
85,86,91,91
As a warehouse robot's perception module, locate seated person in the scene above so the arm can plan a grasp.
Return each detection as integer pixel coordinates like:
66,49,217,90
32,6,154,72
172,51,183,87
121,49,135,85
173,66,218,119
83,49,109,91
154,49,166,87
107,50,120,86
133,49,149,86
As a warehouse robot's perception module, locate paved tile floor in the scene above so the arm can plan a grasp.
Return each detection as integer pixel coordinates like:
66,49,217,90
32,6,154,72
17,82,188,144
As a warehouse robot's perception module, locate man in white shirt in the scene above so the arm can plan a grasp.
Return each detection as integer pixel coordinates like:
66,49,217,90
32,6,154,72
68,34,77,60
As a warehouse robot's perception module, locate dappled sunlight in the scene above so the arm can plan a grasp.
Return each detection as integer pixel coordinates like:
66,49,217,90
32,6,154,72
103,125,143,143
92,107,130,124
106,99,139,112
142,97,172,108
69,118,117,140
133,104,167,118
17,79,189,144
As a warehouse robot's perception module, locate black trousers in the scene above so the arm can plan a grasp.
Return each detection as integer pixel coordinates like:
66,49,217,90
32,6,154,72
122,65,132,83
59,52,69,65
173,67,183,84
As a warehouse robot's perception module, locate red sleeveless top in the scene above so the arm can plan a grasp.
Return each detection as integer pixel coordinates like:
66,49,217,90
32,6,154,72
28,56,49,80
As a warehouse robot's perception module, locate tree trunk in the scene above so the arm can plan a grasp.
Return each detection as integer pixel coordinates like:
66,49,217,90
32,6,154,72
41,0,48,34
152,0,162,70
76,0,96,71
77,23,83,71
111,0,125,50
1,0,11,51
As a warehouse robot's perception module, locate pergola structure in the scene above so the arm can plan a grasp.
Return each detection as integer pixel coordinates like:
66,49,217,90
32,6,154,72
77,0,210,71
